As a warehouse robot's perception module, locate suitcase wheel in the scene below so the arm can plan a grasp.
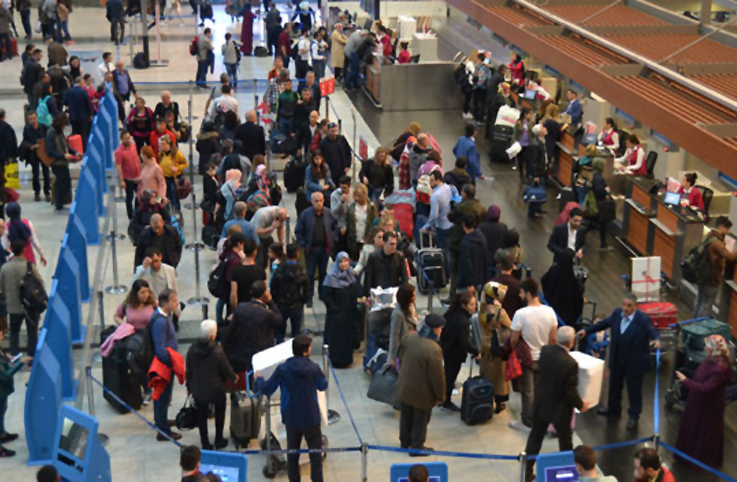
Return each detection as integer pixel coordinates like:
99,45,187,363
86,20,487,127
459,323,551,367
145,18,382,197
263,459,278,479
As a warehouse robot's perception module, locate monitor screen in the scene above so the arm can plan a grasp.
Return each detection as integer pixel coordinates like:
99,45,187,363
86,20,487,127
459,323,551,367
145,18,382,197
664,192,680,205
199,465,240,482
524,90,538,99
58,417,89,460
544,465,579,481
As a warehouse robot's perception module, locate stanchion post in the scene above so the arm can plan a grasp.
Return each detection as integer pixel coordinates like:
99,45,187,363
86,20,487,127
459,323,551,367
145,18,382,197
360,442,368,482
85,366,110,445
654,433,661,452
351,108,357,180
338,118,342,135
427,280,434,311
322,344,340,425
325,96,329,120
97,290,106,331
105,177,127,294
322,344,329,390
519,452,527,482
253,79,258,111
286,216,291,243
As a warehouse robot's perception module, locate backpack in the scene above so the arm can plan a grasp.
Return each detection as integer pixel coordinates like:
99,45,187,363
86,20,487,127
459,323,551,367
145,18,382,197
125,313,162,375
208,254,237,299
189,36,199,56
20,261,48,316
36,96,53,127
681,237,717,285
583,190,599,218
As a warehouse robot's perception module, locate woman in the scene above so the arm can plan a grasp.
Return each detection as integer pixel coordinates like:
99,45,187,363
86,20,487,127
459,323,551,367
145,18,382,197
83,74,101,114
68,56,81,80
239,2,256,56
397,41,411,64
478,281,512,413
360,146,394,202
577,144,597,170
45,113,78,211
345,184,378,261
598,117,619,152
128,189,171,244
196,121,221,175
541,249,583,329
498,229,525,276
678,172,705,212
268,55,285,81
220,169,241,222
322,252,358,368
377,25,393,57
509,54,525,86
615,134,646,176
514,107,533,183
331,24,347,80
472,53,491,123
675,334,733,469
355,227,384,276
305,154,334,200
113,279,157,330
391,121,422,163
221,233,245,313
219,111,239,142
37,83,59,127
440,291,479,412
126,97,155,153
485,82,514,140
3,203,46,266
185,319,237,451
159,136,188,211
0,319,32,458
583,157,613,250
477,205,508,275
137,146,167,203
397,136,416,190
541,103,566,165
388,283,418,367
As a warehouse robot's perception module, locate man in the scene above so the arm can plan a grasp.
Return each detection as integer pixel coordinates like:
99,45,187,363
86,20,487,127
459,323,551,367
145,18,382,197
153,91,180,122
344,28,366,89
251,205,286,269
446,184,486,297
299,70,322,110
319,122,352,186
112,60,136,104
234,110,266,161
295,27,311,80
196,27,214,88
276,77,298,137
491,253,521,319
409,465,430,482
204,73,229,117
295,192,338,307
230,239,266,307
452,124,484,182
409,133,431,184
115,131,141,219
297,110,320,157
508,278,558,432
180,445,219,482
106,0,125,44
150,289,182,441
524,326,589,482
564,89,583,125
330,175,352,235
421,170,452,275
0,110,17,183
633,448,675,482
396,313,445,455
64,76,93,149
209,84,239,120
526,123,549,218
134,213,183,268
219,201,259,245
148,117,178,159
573,445,618,482
222,280,283,374
277,22,292,68
547,206,585,264
20,111,50,202
256,334,327,482
579,293,660,430
294,87,317,132
363,231,409,297
265,3,281,56
457,215,488,291
132,247,179,300
0,240,44,358
692,216,737,317
0,1,13,55
443,156,473,192
97,51,114,79
271,243,310,341
22,49,44,107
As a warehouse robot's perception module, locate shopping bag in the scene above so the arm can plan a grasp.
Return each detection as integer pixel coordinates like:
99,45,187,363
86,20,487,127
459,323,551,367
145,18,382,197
367,365,398,407
504,351,522,382
5,161,21,189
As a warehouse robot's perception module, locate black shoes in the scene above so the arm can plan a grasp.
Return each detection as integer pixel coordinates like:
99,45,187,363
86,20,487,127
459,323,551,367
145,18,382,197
626,419,638,430
597,408,621,418
494,403,506,414
215,438,228,450
157,431,182,442
441,402,461,413
409,446,434,457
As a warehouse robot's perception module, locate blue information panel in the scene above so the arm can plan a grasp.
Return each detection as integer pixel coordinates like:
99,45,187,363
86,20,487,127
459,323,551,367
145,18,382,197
52,405,111,482
199,450,247,482
536,452,578,482
390,462,448,482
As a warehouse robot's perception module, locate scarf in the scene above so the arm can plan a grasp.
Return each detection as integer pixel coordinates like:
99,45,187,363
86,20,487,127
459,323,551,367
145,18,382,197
322,252,356,288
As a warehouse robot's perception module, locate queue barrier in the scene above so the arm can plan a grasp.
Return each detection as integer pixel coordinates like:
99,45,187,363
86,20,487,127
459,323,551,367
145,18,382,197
44,280,76,401
65,206,91,302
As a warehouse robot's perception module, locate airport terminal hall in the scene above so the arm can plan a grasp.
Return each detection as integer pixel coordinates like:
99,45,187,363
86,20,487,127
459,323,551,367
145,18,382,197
6,0,737,480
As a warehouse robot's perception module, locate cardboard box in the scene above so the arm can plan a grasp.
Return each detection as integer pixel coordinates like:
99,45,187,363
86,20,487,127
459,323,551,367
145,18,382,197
569,351,605,409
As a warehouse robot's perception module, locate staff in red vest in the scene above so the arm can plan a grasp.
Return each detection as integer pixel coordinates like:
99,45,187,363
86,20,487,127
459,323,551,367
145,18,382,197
616,134,646,176
598,117,619,151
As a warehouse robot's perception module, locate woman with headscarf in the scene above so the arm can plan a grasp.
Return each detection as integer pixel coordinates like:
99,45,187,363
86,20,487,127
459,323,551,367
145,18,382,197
322,252,358,367
240,2,256,56
541,249,583,329
2,203,46,266
675,334,733,469
477,205,508,276
220,168,241,223
478,281,512,413
498,229,524,275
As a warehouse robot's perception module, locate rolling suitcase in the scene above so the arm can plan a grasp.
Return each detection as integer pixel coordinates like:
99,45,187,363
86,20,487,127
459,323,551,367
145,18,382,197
416,233,446,295
230,395,261,447
101,326,143,413
489,125,514,163
295,187,310,216
558,188,577,213
639,301,677,329
461,363,494,426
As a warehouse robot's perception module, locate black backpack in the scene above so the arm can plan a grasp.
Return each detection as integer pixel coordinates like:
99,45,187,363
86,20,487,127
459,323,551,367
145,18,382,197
208,254,237,299
21,262,48,316
681,237,717,286
123,310,160,375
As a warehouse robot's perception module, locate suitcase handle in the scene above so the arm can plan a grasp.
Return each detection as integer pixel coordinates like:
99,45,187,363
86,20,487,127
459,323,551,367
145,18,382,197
419,229,434,250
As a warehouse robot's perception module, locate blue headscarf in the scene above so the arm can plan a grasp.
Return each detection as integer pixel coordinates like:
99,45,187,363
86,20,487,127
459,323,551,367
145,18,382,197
323,252,356,288
6,203,31,245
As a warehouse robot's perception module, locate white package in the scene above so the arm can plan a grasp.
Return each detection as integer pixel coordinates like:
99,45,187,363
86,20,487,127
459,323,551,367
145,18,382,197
569,351,605,409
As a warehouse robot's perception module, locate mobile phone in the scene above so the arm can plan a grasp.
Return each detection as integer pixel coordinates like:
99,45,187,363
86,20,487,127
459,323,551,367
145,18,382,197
10,353,22,364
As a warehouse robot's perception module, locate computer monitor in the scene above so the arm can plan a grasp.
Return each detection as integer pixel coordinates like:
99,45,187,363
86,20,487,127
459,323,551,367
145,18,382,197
664,192,680,206
409,55,421,64
52,405,111,482
199,450,248,482
544,465,579,481
524,90,537,100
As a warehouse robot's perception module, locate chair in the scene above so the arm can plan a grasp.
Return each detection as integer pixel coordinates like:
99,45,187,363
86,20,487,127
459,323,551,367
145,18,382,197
615,130,629,158
645,151,658,179
695,185,714,216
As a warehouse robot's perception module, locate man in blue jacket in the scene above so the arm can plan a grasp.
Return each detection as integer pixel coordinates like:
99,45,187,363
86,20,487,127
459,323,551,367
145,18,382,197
451,124,484,182
295,191,338,307
64,76,93,149
150,288,182,441
256,333,327,482
578,293,660,430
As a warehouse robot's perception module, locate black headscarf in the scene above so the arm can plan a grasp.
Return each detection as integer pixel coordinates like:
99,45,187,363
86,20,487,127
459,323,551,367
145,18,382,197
541,249,584,329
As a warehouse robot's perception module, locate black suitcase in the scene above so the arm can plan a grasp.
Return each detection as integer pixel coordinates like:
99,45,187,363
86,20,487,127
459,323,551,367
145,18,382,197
202,224,219,249
230,395,261,447
558,187,577,213
284,158,307,193
101,326,143,413
489,125,513,163
461,376,494,425
416,235,446,295
295,187,310,216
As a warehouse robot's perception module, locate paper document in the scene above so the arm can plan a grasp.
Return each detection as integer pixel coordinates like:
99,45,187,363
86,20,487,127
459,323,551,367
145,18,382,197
253,338,294,372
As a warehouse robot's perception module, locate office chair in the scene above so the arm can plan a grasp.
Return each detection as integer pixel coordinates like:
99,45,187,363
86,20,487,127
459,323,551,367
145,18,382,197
645,151,658,179
615,130,629,158
695,185,714,217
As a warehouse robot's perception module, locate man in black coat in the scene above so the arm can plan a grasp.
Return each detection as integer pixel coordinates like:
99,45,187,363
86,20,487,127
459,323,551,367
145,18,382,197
64,76,93,149
525,124,549,218
524,326,589,482
234,110,266,161
22,49,45,107
547,206,585,265
298,70,322,111
0,109,18,171
319,122,352,186
457,215,488,291
134,213,183,268
363,231,408,297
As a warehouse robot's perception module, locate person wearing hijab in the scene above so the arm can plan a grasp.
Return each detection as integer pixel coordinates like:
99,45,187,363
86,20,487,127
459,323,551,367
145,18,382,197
322,252,358,367
675,334,733,469
220,169,241,222
477,205,508,277
479,281,512,413
541,249,583,329
2,203,46,266
582,157,613,251
498,229,524,275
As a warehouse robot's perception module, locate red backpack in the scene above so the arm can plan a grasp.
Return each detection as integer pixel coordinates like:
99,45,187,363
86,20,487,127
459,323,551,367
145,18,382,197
189,36,199,56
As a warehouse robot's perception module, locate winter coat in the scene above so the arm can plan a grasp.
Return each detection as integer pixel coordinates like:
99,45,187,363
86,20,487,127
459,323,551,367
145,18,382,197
196,131,220,174
134,225,183,268
185,339,237,402
457,230,488,290
319,135,352,185
362,249,408,297
359,158,394,198
388,304,417,362
222,300,284,372
396,333,445,410
0,120,18,161
271,261,310,310
477,220,508,266
443,168,472,193
295,207,339,254
331,30,347,68
441,307,479,366
447,198,486,254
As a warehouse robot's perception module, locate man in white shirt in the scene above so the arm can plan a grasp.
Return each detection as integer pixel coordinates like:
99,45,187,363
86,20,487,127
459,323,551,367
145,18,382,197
132,247,181,315
97,51,114,79
509,278,558,433
251,205,287,269
547,207,584,265
210,84,239,121
296,27,311,80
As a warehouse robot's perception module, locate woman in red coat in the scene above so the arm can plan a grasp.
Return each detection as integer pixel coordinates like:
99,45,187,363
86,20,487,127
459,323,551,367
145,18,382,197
677,172,705,212
240,3,256,56
509,54,525,86
675,334,733,469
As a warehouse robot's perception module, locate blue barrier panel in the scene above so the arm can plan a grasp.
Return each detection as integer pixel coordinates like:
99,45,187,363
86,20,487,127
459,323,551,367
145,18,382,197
54,239,84,344
390,462,448,482
86,136,107,214
25,329,63,466
43,280,77,401
199,451,247,482
90,124,109,196
65,205,90,302
75,165,101,245
97,104,115,171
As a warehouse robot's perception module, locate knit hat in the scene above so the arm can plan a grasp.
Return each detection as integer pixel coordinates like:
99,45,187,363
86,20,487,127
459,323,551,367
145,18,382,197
486,205,501,222
424,314,446,328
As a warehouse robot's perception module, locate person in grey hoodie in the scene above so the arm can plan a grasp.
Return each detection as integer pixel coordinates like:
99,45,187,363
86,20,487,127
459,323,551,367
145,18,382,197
573,446,618,482
196,27,214,88
221,32,239,87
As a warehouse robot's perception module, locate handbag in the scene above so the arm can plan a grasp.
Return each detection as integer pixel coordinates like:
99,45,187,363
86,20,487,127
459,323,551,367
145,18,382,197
523,183,547,204
175,395,198,431
504,351,522,382
177,177,192,200
598,195,616,223
367,365,399,408
5,188,19,203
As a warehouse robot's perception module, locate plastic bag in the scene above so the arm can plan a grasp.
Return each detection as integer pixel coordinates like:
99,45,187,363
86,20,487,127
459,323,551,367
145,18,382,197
5,162,21,190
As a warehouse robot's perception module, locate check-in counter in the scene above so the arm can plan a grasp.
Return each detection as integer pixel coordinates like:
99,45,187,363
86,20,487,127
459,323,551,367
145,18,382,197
557,129,575,187
622,178,656,256
365,60,463,111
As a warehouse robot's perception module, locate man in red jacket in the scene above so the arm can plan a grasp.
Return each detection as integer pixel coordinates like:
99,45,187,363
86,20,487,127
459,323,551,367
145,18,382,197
634,448,675,482
149,117,177,159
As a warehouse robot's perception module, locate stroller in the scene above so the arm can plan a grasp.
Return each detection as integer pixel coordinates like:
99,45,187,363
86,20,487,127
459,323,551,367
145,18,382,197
664,318,737,410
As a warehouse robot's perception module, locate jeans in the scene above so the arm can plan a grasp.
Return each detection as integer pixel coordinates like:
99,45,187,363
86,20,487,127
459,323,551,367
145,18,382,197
277,307,304,342
31,156,51,196
305,247,329,303
399,403,432,449
21,10,31,37
111,20,125,44
608,363,644,420
267,29,279,55
215,297,226,325
519,362,539,427
224,62,238,86
195,394,226,446
57,19,72,41
153,377,174,434
278,118,294,138
10,312,38,357
286,424,323,482
346,52,360,88
312,59,325,81
196,60,209,87
295,58,309,80
124,179,138,219
165,176,180,210
693,284,719,318
525,414,573,480
279,53,290,69
473,88,487,122
256,236,274,270
435,227,452,276
0,34,11,60
52,165,71,210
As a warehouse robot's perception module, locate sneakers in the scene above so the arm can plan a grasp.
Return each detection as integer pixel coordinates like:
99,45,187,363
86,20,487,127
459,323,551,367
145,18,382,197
142,392,152,406
462,112,473,119
508,420,532,433
441,402,461,413
0,447,16,457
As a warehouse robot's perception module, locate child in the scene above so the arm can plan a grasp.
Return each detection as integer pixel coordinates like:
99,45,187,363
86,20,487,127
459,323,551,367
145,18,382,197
267,242,285,287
